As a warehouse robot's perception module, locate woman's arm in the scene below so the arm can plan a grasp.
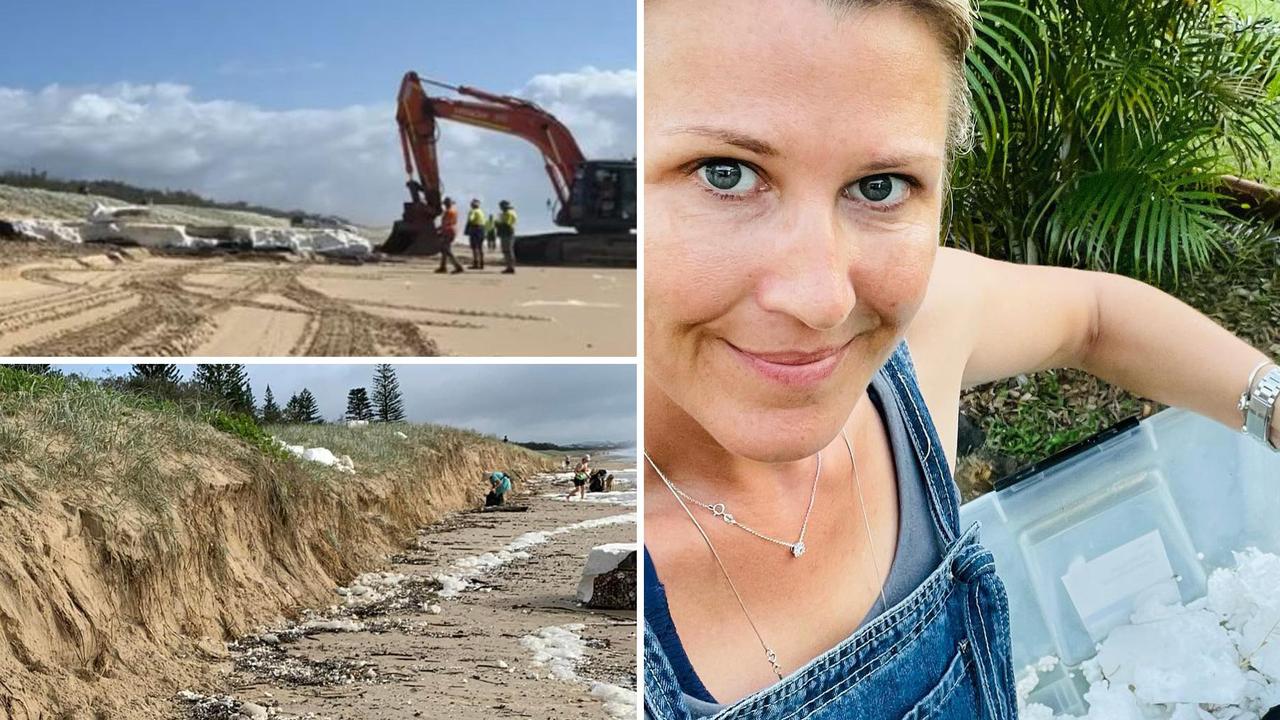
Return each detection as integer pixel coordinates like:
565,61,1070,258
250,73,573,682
936,248,1277,447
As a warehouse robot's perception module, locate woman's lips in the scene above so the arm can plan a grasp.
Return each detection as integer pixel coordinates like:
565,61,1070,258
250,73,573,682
725,339,853,387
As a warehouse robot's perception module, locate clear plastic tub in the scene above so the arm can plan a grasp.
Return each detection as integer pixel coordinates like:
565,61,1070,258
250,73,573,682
959,408,1280,713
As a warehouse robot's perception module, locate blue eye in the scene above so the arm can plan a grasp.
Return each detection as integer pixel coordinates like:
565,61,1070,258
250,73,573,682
846,174,908,205
699,161,760,195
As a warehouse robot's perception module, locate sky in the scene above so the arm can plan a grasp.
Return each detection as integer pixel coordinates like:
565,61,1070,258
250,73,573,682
53,363,636,446
0,1,636,229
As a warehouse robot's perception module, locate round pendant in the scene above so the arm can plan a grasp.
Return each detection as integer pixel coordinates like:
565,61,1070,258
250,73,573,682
792,541,806,558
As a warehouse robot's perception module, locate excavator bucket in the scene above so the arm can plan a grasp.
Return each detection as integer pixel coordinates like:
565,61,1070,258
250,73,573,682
379,201,446,255
381,220,445,255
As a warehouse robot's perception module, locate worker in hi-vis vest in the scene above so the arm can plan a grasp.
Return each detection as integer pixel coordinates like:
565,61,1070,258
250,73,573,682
435,196,464,274
495,200,518,274
465,199,486,269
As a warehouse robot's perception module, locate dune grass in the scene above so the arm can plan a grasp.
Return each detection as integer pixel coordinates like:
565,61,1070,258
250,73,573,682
0,368,315,529
266,422,513,478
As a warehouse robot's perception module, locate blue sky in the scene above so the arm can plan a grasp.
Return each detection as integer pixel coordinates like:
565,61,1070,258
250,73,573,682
0,2,636,226
53,363,636,445
0,1,635,109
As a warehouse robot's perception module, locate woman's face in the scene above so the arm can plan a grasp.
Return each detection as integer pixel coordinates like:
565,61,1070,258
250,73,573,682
645,0,953,462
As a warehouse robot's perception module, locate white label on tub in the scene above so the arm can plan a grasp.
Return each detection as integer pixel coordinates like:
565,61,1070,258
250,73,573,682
1061,530,1179,626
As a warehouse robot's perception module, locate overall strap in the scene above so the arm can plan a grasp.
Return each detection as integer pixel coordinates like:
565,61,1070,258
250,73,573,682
644,622,693,720
877,340,960,546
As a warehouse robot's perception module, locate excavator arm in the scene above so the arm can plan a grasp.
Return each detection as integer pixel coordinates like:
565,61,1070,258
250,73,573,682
382,70,634,264
394,70,588,229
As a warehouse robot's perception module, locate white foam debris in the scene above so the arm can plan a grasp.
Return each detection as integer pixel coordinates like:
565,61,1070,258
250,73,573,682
434,513,635,598
577,543,637,604
395,431,409,439
3,203,371,256
87,202,150,222
82,221,217,249
275,438,355,474
7,219,84,243
346,419,369,428
1017,548,1280,719
231,226,371,256
299,618,365,633
522,624,588,681
334,572,411,607
521,624,637,719
591,682,639,720
553,490,638,507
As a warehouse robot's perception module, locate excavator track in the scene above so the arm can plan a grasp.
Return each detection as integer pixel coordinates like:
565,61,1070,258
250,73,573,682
513,231,636,267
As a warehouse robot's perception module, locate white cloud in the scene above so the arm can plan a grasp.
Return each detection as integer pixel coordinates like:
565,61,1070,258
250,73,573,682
0,68,635,229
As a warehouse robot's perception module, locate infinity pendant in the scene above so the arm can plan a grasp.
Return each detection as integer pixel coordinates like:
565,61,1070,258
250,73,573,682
710,503,735,524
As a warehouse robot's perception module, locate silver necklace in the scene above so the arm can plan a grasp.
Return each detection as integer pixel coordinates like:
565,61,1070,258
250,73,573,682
648,430,886,682
647,451,821,559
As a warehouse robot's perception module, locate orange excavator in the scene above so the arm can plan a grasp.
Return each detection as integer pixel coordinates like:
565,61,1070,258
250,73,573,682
381,71,636,265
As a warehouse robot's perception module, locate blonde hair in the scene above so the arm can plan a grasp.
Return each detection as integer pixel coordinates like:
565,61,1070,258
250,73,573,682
825,0,976,155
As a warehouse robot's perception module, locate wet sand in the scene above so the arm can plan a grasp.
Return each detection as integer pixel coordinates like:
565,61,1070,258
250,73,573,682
193,473,637,720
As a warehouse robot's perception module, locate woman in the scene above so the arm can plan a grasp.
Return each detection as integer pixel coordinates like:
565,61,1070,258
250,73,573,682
642,1,1279,718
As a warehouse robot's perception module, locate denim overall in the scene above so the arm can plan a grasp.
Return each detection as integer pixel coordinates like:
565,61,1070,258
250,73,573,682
644,342,1019,720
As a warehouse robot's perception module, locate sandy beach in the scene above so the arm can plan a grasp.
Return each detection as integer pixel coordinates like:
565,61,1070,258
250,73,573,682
184,470,638,720
0,242,635,357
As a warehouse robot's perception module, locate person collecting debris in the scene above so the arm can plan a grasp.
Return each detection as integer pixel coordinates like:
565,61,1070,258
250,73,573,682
485,470,513,507
486,213,498,252
495,200,518,274
465,199,487,269
588,469,615,493
566,454,590,500
435,197,464,274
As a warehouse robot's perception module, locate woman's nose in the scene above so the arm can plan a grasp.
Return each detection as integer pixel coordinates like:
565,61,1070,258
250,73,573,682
756,201,856,331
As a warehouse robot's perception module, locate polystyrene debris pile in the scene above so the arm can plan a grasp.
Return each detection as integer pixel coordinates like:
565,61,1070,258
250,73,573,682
275,439,355,474
231,226,371,256
2,202,371,256
1018,548,1280,719
333,572,412,608
577,543,637,603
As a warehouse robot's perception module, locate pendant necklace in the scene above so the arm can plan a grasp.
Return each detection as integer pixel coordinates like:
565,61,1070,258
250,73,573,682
647,430,886,681
646,450,821,559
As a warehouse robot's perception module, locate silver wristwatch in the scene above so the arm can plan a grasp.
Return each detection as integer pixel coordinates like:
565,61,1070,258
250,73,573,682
1240,366,1280,450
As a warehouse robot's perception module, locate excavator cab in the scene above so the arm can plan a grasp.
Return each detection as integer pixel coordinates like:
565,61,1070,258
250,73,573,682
564,160,636,233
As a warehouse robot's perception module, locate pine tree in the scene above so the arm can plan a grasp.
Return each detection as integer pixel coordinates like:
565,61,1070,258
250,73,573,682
129,364,180,385
192,364,255,416
294,388,322,424
345,387,373,421
283,392,302,423
371,364,406,422
261,385,283,424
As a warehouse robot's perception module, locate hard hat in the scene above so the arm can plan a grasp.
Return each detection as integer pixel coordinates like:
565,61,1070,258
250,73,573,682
470,198,481,207
443,196,453,206
499,200,511,209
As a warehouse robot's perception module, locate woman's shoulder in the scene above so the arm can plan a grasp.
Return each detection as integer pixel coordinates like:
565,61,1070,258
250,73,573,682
906,248,981,382
901,247,992,469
